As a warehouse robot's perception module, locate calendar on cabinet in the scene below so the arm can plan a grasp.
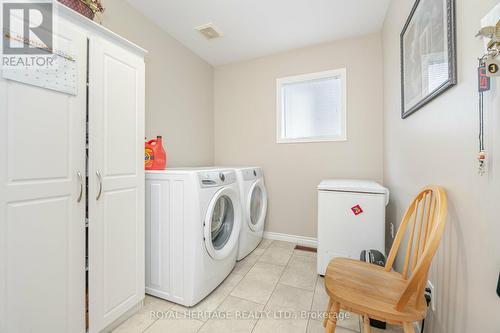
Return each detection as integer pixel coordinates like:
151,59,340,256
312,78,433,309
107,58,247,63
2,52,78,95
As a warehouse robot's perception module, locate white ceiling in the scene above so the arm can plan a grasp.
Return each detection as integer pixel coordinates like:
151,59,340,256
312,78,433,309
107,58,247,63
126,0,391,66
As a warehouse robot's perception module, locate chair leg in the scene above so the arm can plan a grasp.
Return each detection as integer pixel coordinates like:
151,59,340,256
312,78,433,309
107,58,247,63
403,322,414,333
363,316,371,333
323,298,333,327
325,301,340,333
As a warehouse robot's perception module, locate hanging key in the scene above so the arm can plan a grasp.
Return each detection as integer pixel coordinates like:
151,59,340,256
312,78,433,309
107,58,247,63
476,20,500,50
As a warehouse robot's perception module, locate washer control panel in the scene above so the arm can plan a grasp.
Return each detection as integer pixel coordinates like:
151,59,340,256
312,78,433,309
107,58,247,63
199,170,236,187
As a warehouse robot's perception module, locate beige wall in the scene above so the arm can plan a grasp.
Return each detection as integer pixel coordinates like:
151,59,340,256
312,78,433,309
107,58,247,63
97,3,500,329
100,0,214,167
214,34,384,238
383,0,500,332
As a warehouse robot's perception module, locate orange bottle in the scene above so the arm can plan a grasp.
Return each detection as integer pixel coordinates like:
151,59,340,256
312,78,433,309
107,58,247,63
145,138,154,170
145,136,167,170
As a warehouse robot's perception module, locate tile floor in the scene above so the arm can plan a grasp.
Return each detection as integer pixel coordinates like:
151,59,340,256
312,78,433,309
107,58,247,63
113,240,404,333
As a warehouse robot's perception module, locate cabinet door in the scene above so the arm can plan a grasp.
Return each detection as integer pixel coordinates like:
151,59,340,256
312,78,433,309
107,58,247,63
88,36,145,332
0,19,87,333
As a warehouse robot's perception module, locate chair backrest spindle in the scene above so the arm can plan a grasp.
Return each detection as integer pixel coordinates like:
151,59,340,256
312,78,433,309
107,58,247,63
383,186,447,312
410,194,427,273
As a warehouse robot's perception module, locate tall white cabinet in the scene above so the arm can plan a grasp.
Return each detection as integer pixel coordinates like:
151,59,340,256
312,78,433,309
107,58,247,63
88,33,146,333
0,4,146,333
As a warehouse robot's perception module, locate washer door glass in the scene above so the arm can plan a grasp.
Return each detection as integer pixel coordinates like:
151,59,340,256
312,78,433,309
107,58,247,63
250,186,263,226
210,195,234,250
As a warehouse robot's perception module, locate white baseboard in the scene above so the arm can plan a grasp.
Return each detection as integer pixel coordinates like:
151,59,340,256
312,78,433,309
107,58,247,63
263,231,317,248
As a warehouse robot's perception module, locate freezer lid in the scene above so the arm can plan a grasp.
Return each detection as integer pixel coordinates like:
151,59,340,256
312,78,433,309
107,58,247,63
318,179,389,202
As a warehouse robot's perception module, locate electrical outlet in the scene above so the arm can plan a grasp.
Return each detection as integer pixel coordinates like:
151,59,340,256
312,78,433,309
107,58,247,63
390,223,395,239
427,280,436,312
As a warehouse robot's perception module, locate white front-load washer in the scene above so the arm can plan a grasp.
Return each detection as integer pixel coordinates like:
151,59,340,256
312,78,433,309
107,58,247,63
145,168,242,306
234,167,268,261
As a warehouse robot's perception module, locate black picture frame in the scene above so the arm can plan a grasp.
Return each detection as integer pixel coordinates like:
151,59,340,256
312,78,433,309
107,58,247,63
400,0,457,119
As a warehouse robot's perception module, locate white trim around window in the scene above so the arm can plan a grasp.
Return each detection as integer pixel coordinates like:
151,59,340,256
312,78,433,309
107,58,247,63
276,68,347,144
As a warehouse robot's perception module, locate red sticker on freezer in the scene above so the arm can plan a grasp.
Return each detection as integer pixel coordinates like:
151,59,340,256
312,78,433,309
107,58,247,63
351,205,363,216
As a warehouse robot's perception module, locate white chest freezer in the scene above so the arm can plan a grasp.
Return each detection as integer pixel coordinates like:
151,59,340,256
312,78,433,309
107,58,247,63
317,179,389,275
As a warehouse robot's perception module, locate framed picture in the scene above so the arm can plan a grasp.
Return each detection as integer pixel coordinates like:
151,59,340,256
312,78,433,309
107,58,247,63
401,0,457,119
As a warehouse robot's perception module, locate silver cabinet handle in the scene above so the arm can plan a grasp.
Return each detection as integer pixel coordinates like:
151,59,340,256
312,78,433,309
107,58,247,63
96,171,102,201
77,171,83,203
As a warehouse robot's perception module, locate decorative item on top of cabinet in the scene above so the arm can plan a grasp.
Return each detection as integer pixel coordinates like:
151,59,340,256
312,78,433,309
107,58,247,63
400,0,457,119
57,0,104,20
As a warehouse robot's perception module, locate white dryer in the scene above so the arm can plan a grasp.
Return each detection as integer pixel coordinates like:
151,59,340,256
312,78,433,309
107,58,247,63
145,168,242,306
234,167,268,261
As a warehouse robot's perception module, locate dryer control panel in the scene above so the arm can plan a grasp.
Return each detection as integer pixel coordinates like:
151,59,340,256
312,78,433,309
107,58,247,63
198,170,237,187
241,167,263,181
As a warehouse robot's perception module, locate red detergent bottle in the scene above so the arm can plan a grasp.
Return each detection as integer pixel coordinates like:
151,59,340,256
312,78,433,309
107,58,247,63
145,138,154,170
145,136,167,170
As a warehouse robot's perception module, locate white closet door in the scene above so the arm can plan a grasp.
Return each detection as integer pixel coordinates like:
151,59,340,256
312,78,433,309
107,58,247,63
0,19,87,333
88,36,145,333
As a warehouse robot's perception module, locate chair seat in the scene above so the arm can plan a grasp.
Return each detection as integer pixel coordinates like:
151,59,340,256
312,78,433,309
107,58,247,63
324,258,426,323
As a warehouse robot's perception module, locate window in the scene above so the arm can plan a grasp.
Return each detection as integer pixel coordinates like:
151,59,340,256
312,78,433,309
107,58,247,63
276,69,347,143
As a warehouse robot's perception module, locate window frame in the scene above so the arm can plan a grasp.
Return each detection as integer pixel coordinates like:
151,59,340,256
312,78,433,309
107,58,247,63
276,68,347,144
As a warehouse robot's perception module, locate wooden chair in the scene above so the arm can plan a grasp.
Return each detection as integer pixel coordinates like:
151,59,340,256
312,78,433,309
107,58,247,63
323,186,447,333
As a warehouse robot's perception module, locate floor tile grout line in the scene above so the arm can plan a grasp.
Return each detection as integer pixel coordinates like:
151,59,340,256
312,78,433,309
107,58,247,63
276,252,318,293
127,239,383,333
196,265,254,331
304,274,321,333
140,240,300,333
227,294,267,306
245,252,274,332
236,244,268,276
257,244,297,267
195,272,247,333
167,269,247,330
310,277,320,312
251,242,296,333
116,240,267,333
195,242,270,333
141,301,178,333
310,273,362,332
221,241,274,332
135,241,299,333
141,317,159,333
278,275,317,293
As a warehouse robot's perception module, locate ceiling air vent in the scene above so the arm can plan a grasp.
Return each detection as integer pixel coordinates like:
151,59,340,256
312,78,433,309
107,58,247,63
195,23,223,40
